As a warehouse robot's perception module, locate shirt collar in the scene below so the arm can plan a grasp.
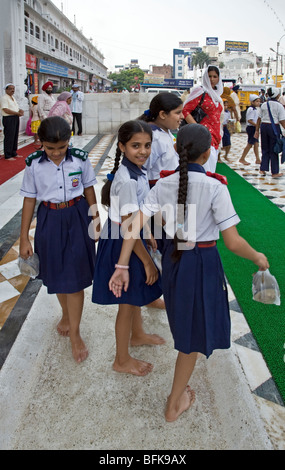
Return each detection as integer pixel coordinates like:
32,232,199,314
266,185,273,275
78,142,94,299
121,156,146,180
38,147,73,163
150,124,163,132
175,163,206,174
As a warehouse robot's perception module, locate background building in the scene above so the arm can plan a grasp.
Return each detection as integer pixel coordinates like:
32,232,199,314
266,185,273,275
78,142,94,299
0,0,109,116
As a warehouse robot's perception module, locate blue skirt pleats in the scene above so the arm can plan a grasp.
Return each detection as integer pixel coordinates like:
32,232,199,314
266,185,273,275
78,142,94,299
35,197,96,294
161,239,230,357
92,218,162,306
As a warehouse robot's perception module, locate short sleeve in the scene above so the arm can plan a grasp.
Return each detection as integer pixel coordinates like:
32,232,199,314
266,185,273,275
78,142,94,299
81,158,97,188
182,96,200,118
212,185,240,231
20,165,37,198
111,179,140,217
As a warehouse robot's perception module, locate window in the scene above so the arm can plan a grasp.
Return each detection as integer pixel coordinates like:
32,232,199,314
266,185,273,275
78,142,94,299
30,22,34,36
35,26,40,39
55,39,59,49
25,18,28,33
42,31,46,42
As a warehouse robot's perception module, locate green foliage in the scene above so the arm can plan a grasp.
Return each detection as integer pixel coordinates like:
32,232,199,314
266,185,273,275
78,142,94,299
107,68,144,91
191,51,211,69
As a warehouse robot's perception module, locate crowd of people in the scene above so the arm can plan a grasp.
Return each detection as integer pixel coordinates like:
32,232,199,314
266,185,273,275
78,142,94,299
7,65,276,423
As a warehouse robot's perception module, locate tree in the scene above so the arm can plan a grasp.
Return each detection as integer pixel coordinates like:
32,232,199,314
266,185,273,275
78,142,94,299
108,68,144,91
191,51,211,69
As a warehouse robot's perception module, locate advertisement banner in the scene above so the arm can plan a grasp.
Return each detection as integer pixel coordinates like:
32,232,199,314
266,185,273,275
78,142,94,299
39,59,69,77
26,53,37,70
225,41,249,52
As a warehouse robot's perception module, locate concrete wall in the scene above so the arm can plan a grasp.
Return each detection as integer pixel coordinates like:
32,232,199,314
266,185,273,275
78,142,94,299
81,92,153,134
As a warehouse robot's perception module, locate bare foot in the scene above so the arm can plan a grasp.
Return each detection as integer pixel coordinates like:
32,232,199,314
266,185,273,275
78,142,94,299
70,336,89,363
255,160,261,164
259,171,266,176
147,298,165,309
57,318,70,336
272,173,283,178
130,333,166,346
113,356,153,376
239,159,250,165
165,386,196,422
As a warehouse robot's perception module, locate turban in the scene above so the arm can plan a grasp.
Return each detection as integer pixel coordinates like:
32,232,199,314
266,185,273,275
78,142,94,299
42,81,53,91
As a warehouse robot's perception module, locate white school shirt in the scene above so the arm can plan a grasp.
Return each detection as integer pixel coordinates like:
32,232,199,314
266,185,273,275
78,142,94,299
20,148,97,203
246,106,260,126
141,164,240,242
223,110,231,125
260,100,285,124
109,157,150,224
144,125,179,181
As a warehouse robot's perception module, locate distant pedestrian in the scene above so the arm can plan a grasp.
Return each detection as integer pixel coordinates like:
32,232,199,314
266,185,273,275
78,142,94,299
221,100,231,161
259,89,267,104
48,92,73,128
0,83,24,160
71,84,84,136
38,81,56,121
239,95,261,165
255,87,285,177
30,95,41,147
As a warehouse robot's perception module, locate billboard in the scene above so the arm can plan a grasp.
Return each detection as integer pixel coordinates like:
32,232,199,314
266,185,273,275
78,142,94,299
206,37,218,46
225,41,249,52
179,42,199,49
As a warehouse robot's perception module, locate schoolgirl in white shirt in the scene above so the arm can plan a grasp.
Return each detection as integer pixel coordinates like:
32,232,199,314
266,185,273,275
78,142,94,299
139,93,183,187
92,120,163,377
109,124,269,422
20,116,100,364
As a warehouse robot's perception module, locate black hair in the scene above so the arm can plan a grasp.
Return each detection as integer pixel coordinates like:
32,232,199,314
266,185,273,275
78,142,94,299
267,87,280,100
37,116,72,143
101,120,153,207
172,124,212,262
138,92,182,122
207,65,220,76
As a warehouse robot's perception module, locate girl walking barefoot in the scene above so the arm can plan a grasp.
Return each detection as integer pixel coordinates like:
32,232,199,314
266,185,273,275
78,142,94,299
92,120,163,376
20,117,100,363
109,124,269,421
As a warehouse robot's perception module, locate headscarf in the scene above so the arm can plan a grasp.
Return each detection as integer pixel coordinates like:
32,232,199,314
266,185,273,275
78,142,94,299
57,92,72,101
48,92,72,119
267,87,280,100
221,87,236,108
249,94,259,103
183,66,223,108
42,81,53,91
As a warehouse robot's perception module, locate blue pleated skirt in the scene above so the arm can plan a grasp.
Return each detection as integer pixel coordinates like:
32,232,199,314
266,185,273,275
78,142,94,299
92,218,162,306
162,239,230,358
35,197,96,294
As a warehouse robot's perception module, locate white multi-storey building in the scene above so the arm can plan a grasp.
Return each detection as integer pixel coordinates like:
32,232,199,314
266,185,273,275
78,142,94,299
0,0,109,106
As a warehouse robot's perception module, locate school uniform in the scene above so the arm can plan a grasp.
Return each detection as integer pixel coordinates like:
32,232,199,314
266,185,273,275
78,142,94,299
20,147,97,294
246,106,260,145
222,110,231,147
141,163,240,357
144,125,179,186
92,156,162,306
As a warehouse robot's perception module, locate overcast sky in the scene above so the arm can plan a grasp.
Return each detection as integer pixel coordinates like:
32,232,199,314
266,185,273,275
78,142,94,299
51,0,285,71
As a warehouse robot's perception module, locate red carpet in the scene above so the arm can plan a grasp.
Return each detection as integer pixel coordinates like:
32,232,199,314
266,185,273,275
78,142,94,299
0,143,38,185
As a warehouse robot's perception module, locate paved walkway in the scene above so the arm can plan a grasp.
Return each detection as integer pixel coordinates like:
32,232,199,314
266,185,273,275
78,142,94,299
0,132,284,450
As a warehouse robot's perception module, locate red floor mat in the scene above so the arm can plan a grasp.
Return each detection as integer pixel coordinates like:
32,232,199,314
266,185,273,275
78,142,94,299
0,143,39,185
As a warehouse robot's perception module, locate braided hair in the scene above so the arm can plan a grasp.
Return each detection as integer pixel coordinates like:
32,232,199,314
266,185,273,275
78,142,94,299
101,120,152,207
172,124,212,262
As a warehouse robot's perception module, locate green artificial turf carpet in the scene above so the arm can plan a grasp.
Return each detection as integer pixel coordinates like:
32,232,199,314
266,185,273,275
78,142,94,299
216,163,285,403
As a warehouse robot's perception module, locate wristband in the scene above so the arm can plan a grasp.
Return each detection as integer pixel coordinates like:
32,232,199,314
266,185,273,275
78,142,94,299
115,264,129,270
